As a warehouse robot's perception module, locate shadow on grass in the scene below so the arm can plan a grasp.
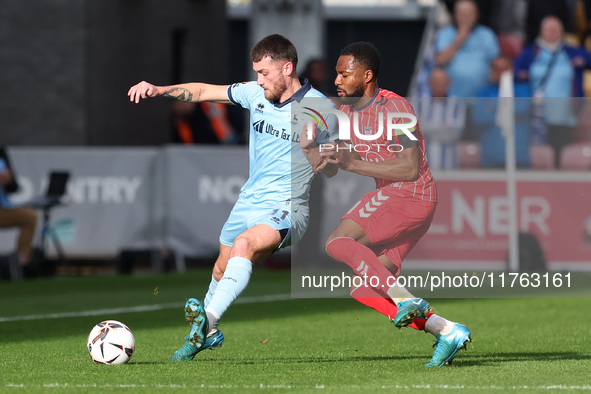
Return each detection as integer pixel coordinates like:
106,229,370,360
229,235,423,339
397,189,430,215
227,354,428,364
130,354,428,366
98,351,591,369
452,351,591,367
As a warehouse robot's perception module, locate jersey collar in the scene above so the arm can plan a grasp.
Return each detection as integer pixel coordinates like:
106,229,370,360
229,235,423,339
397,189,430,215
272,78,312,108
351,87,381,111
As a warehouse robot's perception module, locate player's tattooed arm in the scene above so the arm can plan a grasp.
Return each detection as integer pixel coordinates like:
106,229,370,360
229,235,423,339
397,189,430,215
162,87,197,102
128,81,231,104
162,83,231,103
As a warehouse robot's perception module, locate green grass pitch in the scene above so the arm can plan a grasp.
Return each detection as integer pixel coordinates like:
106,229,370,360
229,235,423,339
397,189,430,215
1,268,590,393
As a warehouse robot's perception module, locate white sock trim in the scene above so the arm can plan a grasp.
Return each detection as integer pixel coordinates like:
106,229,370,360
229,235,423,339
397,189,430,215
205,308,220,336
387,284,416,304
424,314,454,337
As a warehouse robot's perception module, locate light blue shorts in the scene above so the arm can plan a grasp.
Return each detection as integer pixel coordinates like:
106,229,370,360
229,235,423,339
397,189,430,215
219,196,309,250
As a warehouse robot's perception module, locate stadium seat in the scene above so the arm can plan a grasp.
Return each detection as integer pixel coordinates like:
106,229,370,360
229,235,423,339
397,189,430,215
559,142,591,170
574,101,591,142
457,141,481,169
529,144,555,170
498,33,523,59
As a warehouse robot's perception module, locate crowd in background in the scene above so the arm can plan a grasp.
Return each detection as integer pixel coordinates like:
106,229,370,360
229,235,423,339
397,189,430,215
415,0,591,171
172,0,591,171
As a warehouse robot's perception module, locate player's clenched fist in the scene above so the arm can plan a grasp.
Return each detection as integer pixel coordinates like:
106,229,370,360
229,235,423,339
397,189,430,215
127,81,160,103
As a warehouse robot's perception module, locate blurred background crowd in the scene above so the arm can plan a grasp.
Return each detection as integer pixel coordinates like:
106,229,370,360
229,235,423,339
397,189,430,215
412,0,591,171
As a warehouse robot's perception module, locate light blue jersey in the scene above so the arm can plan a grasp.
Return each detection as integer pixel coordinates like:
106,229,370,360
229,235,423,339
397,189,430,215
222,79,338,247
227,79,337,206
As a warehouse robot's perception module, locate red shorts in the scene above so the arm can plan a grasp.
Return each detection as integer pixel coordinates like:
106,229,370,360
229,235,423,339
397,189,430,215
341,187,437,274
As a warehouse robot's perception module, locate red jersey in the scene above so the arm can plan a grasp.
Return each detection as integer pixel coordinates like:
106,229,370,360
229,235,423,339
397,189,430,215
339,88,437,202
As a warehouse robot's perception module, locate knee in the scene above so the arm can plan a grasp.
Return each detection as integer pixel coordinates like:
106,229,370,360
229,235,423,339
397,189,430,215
325,236,354,260
230,236,251,258
324,232,342,253
324,237,335,255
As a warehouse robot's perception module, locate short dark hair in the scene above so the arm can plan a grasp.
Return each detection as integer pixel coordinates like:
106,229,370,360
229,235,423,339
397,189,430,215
250,34,298,69
340,41,381,76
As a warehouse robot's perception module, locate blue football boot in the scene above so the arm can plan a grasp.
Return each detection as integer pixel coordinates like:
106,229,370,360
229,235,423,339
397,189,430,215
170,298,208,361
203,329,224,350
392,298,432,328
425,323,471,367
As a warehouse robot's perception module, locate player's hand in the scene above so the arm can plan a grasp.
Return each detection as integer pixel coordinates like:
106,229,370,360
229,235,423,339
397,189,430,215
128,81,160,104
314,142,338,173
322,143,357,171
299,121,322,169
304,147,326,173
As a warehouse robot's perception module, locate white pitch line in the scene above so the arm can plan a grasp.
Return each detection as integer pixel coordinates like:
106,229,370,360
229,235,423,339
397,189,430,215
6,383,591,390
0,293,292,323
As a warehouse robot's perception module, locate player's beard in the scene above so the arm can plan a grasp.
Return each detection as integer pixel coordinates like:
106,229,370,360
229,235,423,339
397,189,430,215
264,78,288,102
337,83,365,106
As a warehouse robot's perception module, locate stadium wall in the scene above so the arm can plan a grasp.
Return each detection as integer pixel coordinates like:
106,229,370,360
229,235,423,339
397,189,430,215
0,0,228,146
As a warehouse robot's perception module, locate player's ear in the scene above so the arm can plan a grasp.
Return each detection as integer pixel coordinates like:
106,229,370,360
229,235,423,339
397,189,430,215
364,69,374,83
283,61,294,76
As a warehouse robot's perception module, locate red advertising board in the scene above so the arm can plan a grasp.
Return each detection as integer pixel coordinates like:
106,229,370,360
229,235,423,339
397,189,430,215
407,172,591,270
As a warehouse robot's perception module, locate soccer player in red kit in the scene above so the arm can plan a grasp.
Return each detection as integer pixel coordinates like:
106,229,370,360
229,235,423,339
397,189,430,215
312,42,471,367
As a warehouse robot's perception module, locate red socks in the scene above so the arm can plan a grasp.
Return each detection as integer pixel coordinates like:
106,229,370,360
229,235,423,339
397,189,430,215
326,237,430,331
350,284,397,319
326,237,394,287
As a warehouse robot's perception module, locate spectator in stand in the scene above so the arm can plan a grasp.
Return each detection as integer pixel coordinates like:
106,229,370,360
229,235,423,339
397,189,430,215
525,0,569,44
435,0,500,97
515,15,591,167
472,55,532,168
412,68,466,170
441,0,494,29
0,146,38,267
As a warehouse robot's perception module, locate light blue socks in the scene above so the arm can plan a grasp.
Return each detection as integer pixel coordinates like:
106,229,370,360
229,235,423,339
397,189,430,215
204,275,218,308
205,256,253,334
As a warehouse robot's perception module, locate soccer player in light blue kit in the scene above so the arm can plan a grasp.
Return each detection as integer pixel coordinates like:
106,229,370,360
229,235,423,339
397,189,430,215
128,34,338,361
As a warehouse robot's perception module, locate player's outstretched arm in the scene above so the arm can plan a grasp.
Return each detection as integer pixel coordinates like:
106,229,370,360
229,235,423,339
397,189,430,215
128,81,231,104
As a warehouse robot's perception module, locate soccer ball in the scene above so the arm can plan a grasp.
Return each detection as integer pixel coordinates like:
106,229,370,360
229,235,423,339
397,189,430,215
87,320,135,365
